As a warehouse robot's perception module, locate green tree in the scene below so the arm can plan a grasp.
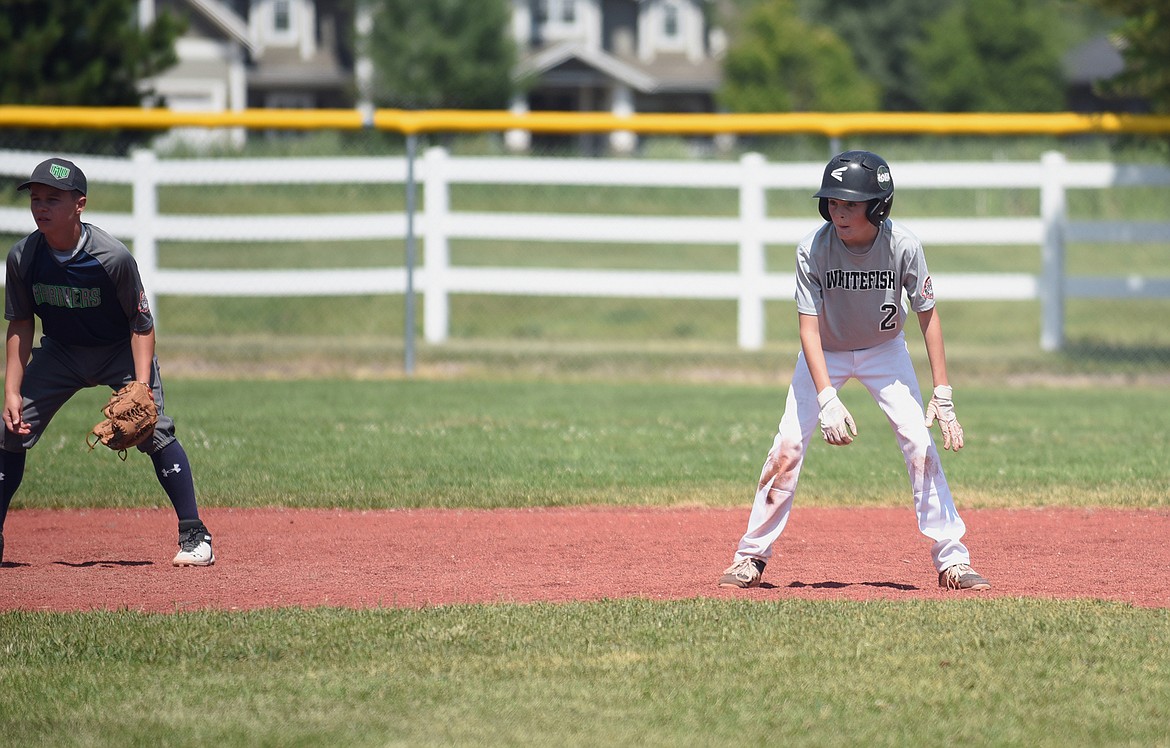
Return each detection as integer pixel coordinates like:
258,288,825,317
0,0,182,104
1090,0,1170,114
0,0,183,151
364,0,515,109
718,0,879,112
796,0,953,111
912,0,1065,112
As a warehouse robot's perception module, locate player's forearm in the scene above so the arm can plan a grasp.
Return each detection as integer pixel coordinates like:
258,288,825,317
130,328,156,384
4,320,33,399
917,309,950,387
798,313,833,392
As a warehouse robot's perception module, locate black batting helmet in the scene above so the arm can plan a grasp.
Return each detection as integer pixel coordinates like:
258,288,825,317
814,150,894,226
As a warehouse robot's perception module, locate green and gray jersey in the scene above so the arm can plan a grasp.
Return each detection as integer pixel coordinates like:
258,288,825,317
794,219,935,352
6,223,153,346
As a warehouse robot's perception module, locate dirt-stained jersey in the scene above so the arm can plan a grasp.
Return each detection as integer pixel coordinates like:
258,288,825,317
794,219,935,352
5,223,154,346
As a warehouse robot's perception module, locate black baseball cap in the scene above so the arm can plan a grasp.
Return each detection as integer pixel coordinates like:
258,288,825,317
18,158,87,196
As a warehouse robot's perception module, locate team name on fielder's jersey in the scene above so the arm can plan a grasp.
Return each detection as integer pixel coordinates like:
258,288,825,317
824,269,897,291
32,283,102,309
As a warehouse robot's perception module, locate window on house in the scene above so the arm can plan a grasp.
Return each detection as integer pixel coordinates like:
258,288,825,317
536,0,576,28
664,3,679,38
274,0,291,32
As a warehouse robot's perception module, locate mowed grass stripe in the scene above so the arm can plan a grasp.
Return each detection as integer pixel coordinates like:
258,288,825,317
12,379,1170,510
2,599,1168,746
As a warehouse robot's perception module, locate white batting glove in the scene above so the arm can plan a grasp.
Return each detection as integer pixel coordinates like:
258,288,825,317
925,385,964,451
817,387,857,446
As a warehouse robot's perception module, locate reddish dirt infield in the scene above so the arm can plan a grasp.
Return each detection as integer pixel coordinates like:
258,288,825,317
2,506,1167,612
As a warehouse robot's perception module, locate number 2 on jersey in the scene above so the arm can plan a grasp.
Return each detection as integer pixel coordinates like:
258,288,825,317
879,303,898,331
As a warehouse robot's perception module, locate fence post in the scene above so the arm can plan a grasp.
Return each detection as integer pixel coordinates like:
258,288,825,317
403,134,418,376
423,146,450,344
130,149,160,326
737,152,767,350
1039,150,1066,352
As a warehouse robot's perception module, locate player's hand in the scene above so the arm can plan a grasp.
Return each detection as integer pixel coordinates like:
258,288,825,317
817,386,857,446
925,385,964,451
3,392,30,436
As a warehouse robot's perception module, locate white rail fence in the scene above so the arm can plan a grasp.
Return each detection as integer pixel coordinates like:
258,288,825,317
2,148,1169,352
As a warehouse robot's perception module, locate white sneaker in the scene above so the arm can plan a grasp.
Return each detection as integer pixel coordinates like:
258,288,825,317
718,557,765,588
173,525,215,567
938,563,990,590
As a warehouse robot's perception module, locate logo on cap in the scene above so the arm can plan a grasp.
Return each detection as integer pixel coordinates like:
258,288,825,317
49,163,71,181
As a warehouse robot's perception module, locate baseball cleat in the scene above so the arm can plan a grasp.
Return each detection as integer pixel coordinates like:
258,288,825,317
938,563,990,590
719,557,765,588
173,524,215,567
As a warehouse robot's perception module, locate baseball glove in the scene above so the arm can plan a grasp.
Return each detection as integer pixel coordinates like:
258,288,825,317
924,384,964,451
87,381,158,459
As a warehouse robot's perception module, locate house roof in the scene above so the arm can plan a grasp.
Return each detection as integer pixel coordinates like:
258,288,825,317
519,42,658,92
248,47,349,90
517,41,720,94
184,0,255,54
635,53,721,93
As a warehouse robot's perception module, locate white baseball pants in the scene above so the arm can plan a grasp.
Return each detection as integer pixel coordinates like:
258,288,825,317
733,334,971,572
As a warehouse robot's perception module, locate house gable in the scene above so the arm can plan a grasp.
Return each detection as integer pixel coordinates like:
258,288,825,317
515,0,716,63
512,0,722,129
144,0,350,113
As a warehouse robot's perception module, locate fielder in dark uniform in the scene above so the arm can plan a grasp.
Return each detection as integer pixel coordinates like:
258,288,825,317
1,157,213,566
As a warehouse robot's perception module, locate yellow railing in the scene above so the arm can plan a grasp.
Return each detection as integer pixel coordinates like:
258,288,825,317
2,106,1170,136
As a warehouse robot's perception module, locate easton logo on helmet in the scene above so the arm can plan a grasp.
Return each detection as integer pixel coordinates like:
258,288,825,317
831,166,847,182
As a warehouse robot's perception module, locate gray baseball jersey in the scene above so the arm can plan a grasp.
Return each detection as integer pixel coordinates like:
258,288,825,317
794,218,935,352
5,223,153,346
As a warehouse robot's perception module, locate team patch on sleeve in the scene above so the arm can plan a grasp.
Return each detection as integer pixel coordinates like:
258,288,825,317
922,276,934,300
138,290,151,315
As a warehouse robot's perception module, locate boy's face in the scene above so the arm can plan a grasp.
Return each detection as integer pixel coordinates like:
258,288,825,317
825,198,879,249
28,184,85,240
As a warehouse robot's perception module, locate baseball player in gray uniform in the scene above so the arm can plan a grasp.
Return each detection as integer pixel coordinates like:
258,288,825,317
719,150,990,591
1,158,213,567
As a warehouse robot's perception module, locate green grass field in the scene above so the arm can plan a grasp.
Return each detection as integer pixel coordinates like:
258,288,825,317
10,379,1169,511
3,379,1170,745
4,600,1169,746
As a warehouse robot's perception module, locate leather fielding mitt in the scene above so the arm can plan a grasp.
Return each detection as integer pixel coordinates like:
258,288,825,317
87,381,158,459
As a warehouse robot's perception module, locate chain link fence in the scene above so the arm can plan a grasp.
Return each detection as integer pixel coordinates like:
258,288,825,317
1,123,1168,384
